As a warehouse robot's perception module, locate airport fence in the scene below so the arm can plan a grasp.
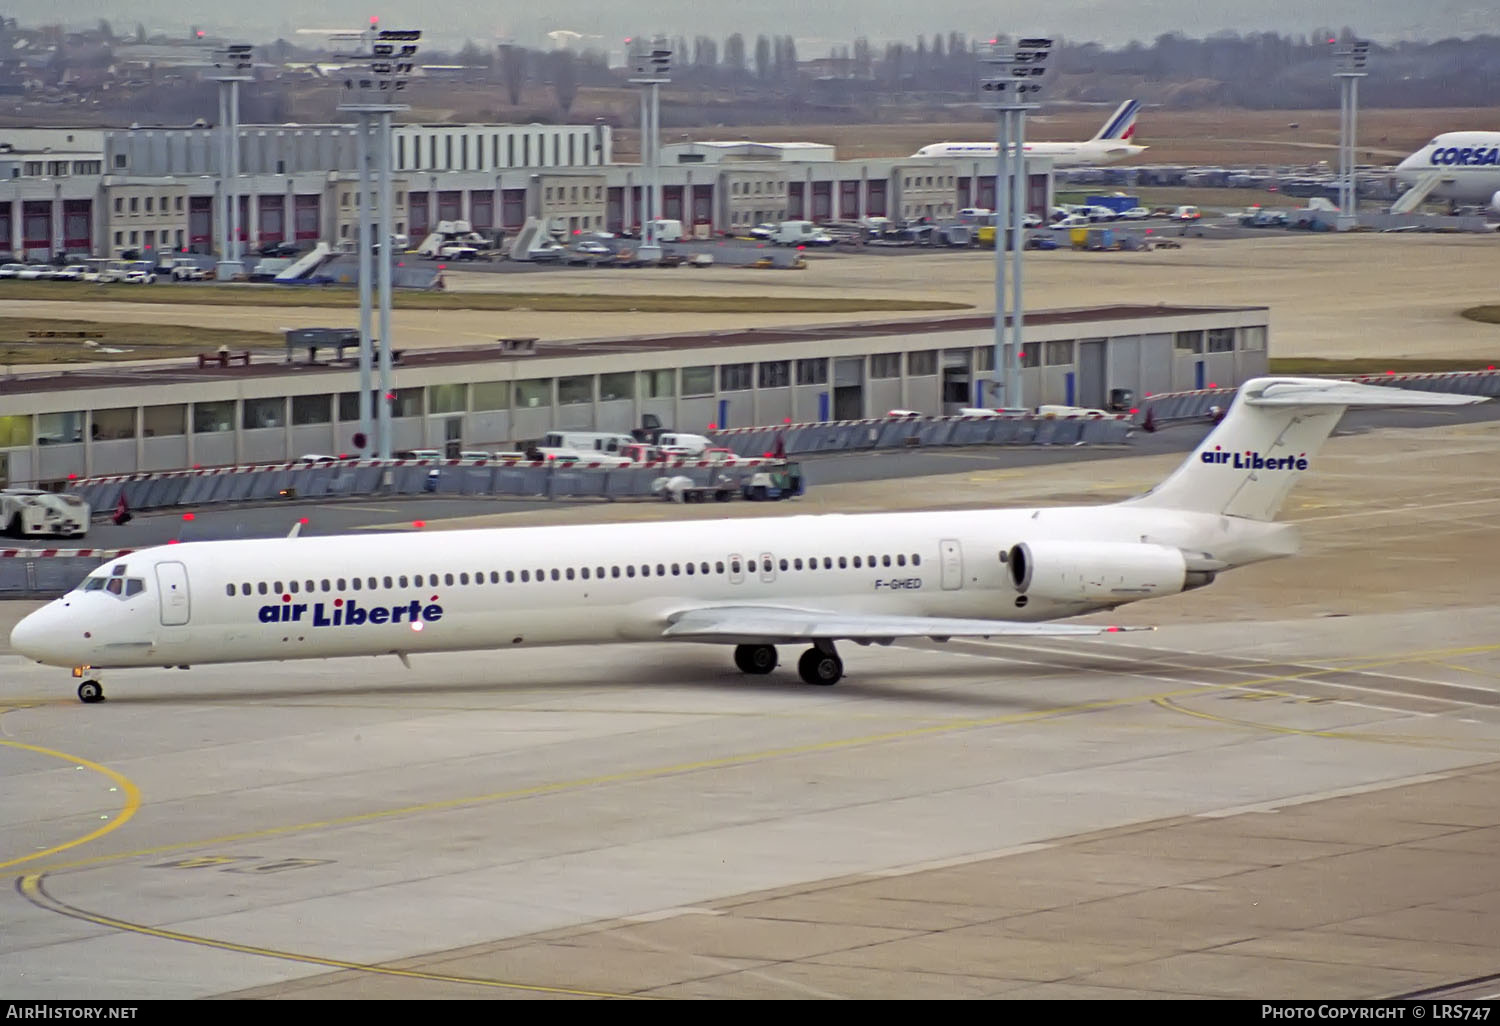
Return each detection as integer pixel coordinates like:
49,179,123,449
0,547,132,597
710,412,1132,458
1137,370,1500,429
62,413,1133,515
64,457,798,516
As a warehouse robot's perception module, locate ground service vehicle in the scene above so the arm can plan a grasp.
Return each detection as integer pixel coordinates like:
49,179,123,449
741,463,804,501
773,220,833,246
1,488,90,538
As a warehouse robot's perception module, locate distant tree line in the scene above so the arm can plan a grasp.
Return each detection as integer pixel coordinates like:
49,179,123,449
427,27,1500,109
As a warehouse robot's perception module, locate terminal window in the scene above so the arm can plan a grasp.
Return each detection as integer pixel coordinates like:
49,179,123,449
92,407,136,441
870,353,902,379
758,361,790,389
720,364,753,392
598,373,634,402
1045,341,1074,366
514,379,552,409
1174,331,1204,354
796,358,828,385
681,366,715,397
192,402,235,434
907,351,938,376
472,381,509,411
558,376,593,406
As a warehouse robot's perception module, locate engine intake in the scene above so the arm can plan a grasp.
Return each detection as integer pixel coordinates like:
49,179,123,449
1007,540,1199,602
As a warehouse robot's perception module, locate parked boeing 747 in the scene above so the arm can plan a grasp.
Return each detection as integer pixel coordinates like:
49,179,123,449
10,378,1482,702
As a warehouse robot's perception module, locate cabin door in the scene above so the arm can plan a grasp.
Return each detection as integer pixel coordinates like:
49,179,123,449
155,561,191,625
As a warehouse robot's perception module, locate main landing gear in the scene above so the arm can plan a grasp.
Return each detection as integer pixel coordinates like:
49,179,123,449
732,642,844,686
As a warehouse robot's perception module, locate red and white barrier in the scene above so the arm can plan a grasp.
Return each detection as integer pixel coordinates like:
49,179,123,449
711,409,1132,437
68,457,778,488
0,548,133,559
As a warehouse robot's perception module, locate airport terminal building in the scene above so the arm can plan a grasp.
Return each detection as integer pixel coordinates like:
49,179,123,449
0,306,1267,486
0,123,1053,259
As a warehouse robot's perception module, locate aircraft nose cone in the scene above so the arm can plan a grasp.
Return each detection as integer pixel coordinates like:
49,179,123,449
10,605,66,664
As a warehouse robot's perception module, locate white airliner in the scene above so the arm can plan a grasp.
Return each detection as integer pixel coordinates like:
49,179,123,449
1392,131,1500,213
10,377,1481,703
910,99,1146,168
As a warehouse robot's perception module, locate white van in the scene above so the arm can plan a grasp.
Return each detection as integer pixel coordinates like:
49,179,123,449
540,431,635,454
772,220,829,246
657,432,711,456
647,218,683,242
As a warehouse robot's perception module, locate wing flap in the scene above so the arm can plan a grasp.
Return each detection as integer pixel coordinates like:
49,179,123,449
662,605,1149,643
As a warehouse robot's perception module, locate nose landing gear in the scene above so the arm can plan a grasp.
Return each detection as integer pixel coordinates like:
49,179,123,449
72,667,104,703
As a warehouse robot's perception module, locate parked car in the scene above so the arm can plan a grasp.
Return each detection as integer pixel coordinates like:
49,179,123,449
1027,233,1060,250
120,269,157,284
1174,205,1202,221
0,263,25,279
1021,213,1043,229
1118,206,1154,220
1049,214,1089,230
17,264,55,280
748,223,776,239
52,264,89,281
564,240,611,264
169,259,209,281
258,242,299,258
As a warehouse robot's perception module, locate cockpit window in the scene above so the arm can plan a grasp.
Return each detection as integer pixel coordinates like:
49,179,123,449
1428,138,1439,147
83,574,145,598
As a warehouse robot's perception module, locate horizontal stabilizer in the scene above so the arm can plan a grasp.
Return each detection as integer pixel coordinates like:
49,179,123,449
1128,375,1488,521
1244,378,1484,408
663,604,1149,643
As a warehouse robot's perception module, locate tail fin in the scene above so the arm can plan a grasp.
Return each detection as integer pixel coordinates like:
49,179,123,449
1091,100,1141,142
1127,377,1485,522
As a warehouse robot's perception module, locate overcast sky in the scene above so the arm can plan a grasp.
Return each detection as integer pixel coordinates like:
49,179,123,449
18,1,1493,51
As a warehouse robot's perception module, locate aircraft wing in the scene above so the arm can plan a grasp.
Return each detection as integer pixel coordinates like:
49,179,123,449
660,605,1149,643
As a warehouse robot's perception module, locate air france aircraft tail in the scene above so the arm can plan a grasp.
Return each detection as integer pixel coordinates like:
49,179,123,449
1127,377,1479,522
1090,99,1141,142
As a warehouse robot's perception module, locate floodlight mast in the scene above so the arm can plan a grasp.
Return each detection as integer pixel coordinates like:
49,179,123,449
628,37,671,263
1333,40,1369,232
978,37,1051,410
208,44,253,280
334,26,420,460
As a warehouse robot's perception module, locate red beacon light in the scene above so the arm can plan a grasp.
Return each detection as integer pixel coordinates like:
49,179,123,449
182,512,196,521
412,520,425,529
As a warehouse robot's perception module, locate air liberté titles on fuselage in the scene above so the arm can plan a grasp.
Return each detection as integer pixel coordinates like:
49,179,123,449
259,595,444,628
